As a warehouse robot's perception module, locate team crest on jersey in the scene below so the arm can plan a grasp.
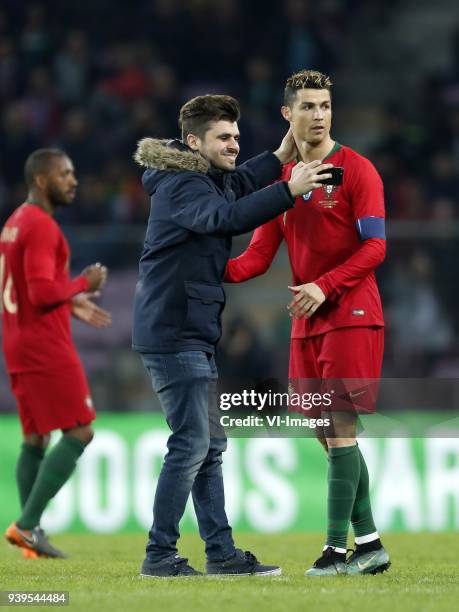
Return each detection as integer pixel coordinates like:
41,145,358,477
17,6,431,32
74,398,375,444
318,184,339,209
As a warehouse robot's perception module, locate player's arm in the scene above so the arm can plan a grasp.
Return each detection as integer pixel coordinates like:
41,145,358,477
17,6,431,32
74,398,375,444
224,218,284,282
288,158,386,318
317,158,386,301
314,235,385,301
71,292,112,327
288,238,385,319
23,221,107,308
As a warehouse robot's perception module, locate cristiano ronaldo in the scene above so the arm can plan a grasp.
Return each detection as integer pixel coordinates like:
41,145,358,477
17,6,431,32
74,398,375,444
226,70,390,576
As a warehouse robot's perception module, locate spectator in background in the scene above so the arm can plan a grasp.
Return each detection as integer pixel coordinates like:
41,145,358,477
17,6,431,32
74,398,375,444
388,250,454,375
280,0,329,74
1,103,39,206
23,67,60,140
425,151,459,201
57,109,99,175
0,37,18,101
54,30,91,105
0,0,447,235
20,4,52,69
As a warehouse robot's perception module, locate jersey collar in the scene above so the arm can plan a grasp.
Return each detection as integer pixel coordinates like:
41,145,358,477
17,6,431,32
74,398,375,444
322,141,341,162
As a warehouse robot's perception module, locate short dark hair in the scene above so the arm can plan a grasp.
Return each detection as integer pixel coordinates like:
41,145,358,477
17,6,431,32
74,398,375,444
284,69,332,108
179,95,240,140
24,148,67,188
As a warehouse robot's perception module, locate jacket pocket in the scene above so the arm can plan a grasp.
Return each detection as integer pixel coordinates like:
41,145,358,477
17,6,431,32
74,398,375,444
182,281,225,345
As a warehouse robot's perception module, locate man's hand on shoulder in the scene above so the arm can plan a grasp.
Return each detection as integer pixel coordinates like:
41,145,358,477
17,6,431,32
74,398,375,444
273,128,298,164
287,282,326,319
72,292,112,328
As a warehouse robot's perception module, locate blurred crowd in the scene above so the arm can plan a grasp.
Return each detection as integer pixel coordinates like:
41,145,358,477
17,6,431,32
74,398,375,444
1,0,459,407
0,0,386,228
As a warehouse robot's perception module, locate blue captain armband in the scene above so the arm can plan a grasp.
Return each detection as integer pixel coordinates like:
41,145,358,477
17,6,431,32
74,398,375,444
356,216,386,241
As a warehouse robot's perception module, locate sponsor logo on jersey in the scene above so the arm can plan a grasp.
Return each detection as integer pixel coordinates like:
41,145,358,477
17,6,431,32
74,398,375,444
352,309,365,316
302,191,312,201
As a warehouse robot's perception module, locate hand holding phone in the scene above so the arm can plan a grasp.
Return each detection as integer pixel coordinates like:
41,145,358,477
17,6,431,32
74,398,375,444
318,166,344,186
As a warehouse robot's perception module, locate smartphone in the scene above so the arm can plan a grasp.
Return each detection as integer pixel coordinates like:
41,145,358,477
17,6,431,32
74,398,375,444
318,166,344,186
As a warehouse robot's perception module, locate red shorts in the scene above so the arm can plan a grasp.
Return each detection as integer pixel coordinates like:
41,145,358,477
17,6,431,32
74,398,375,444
9,363,96,435
288,326,384,415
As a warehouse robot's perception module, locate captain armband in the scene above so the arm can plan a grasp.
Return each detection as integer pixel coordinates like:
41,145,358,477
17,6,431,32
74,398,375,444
355,216,386,241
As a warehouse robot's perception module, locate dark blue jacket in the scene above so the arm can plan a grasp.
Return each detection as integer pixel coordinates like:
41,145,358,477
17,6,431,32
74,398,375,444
132,138,294,354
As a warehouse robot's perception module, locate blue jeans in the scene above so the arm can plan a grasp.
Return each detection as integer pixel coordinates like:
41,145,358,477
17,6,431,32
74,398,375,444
142,351,235,562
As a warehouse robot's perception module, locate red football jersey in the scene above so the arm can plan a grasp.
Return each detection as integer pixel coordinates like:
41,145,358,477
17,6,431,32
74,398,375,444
226,144,386,337
0,203,89,372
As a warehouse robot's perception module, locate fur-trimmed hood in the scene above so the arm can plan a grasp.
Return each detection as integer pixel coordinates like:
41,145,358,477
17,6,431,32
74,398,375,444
134,138,209,174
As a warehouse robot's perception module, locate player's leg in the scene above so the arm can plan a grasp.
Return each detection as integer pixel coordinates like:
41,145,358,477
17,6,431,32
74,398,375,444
304,406,359,576
348,329,383,548
6,366,95,558
5,375,48,558
289,338,347,575
324,329,383,560
16,424,93,533
305,329,368,576
13,434,50,559
17,434,49,508
342,327,390,574
8,374,49,510
346,444,390,574
9,425,93,559
309,327,389,576
324,411,359,553
15,435,50,559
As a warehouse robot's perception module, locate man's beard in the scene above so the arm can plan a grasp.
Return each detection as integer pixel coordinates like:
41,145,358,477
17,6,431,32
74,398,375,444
48,186,70,208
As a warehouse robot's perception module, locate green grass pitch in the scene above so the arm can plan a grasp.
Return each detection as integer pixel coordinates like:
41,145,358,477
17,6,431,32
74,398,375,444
0,533,458,611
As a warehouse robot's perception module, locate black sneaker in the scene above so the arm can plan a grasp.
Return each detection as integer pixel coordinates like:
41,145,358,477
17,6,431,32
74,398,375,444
140,555,202,577
304,546,347,576
206,549,282,576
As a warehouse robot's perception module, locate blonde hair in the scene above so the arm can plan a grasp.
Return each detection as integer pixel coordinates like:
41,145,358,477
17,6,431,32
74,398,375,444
284,70,332,107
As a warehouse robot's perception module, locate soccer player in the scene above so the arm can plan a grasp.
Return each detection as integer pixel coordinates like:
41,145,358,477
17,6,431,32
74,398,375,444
1,149,111,559
225,70,390,576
